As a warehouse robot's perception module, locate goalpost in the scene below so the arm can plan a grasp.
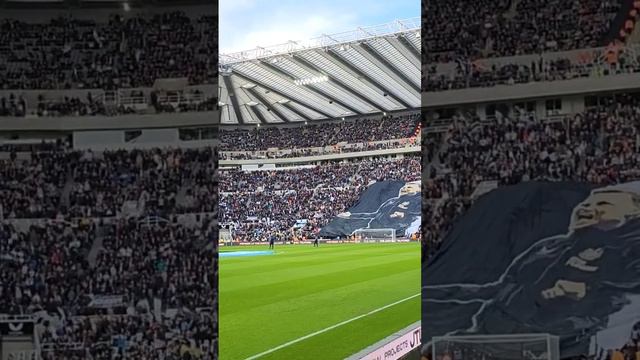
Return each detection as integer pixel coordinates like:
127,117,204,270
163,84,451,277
431,334,560,360
219,227,233,246
352,228,397,242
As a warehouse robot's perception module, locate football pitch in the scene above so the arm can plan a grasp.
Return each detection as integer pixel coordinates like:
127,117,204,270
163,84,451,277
219,242,420,360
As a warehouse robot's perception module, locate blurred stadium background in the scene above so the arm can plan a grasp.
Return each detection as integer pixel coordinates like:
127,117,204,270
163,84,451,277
423,1,640,360
0,0,216,359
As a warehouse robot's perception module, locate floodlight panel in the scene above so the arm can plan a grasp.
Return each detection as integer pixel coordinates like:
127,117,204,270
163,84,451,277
235,62,344,117
274,58,373,113
300,50,402,111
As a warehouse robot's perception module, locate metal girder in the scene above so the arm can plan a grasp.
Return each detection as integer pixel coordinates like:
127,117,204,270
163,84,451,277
396,35,421,63
220,103,233,125
281,102,312,122
258,60,363,116
222,74,245,124
246,87,290,123
231,69,335,119
249,105,267,124
387,36,420,69
358,42,421,94
325,49,413,109
290,54,383,113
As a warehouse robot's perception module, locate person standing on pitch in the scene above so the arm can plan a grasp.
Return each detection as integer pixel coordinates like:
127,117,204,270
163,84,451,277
269,234,275,249
313,229,320,247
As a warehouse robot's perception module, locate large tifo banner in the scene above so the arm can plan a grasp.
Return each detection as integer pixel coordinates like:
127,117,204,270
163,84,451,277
320,180,421,238
422,181,640,359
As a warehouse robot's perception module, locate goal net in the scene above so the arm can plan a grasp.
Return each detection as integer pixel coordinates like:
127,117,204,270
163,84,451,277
431,334,559,360
219,227,233,246
352,228,396,242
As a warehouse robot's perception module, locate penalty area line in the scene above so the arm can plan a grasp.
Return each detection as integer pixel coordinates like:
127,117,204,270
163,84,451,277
243,292,421,360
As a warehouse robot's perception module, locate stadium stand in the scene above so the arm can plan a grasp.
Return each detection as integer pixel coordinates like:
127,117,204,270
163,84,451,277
423,0,640,355
0,12,215,89
424,0,621,63
422,0,640,92
423,91,640,259
219,17,422,359
0,8,217,117
219,113,421,243
423,70,640,360
219,113,420,159
0,2,217,359
221,155,420,242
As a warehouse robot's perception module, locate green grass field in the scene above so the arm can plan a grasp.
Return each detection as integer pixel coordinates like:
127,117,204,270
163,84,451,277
219,242,420,360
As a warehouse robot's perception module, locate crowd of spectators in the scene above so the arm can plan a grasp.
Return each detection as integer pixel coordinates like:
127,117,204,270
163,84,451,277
422,93,640,260
0,94,27,117
152,89,217,114
0,89,216,118
0,11,216,90
220,113,420,154
0,6,217,358
1,148,217,219
0,146,217,359
220,139,420,160
35,93,113,117
0,150,70,218
40,310,215,360
0,138,71,153
67,148,217,218
425,46,640,92
220,157,420,242
423,0,621,64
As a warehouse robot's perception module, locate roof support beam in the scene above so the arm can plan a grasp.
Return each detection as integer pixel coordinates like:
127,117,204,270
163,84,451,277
358,43,420,93
386,36,420,69
281,102,312,122
258,61,362,116
290,54,383,113
220,103,231,124
231,71,334,119
395,35,421,65
246,87,291,123
325,49,413,109
249,105,267,124
305,84,361,116
222,74,245,124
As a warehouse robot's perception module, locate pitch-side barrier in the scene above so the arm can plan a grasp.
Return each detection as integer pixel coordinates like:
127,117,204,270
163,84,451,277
346,321,421,360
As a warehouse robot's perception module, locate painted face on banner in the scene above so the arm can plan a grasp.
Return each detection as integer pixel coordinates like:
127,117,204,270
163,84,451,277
569,190,640,231
400,181,421,196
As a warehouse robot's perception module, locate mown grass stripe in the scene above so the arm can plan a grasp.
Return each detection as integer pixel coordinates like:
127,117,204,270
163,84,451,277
243,293,420,360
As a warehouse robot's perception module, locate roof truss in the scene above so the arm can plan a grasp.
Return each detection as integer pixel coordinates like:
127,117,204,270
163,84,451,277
219,28,421,124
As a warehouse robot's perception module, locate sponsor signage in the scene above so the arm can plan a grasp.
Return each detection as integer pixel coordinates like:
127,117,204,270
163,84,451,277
88,295,125,308
359,326,421,360
0,321,34,336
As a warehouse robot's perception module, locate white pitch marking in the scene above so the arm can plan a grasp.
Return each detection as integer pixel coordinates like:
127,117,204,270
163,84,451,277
243,292,421,360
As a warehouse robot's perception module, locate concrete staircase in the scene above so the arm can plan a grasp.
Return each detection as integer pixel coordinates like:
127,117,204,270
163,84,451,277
628,23,640,44
87,224,107,267
59,172,74,210
504,0,523,19
176,164,200,210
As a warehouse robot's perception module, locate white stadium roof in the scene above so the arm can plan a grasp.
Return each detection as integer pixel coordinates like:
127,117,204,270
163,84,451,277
218,18,421,124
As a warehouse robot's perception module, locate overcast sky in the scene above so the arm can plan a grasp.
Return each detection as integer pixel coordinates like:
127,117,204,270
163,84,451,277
219,0,419,54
